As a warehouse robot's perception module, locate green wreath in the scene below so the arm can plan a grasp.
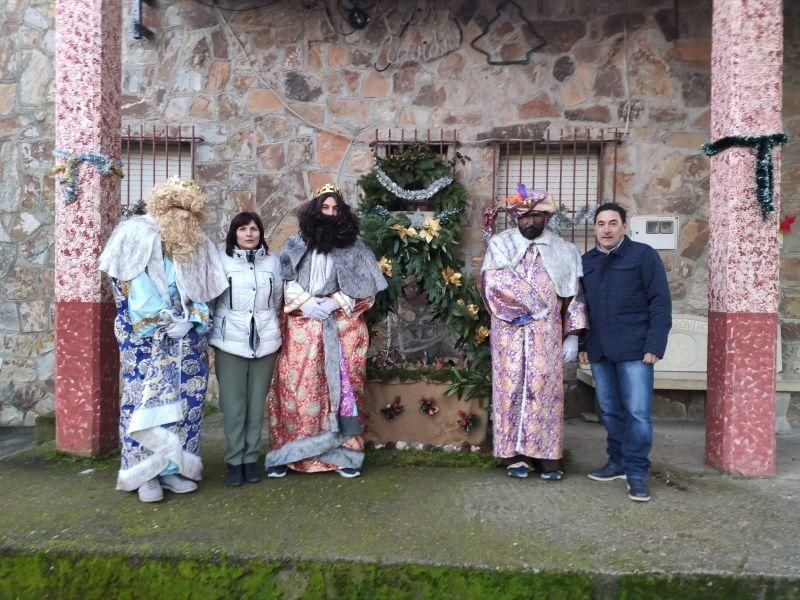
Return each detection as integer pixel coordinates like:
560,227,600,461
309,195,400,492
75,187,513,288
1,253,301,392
358,144,491,399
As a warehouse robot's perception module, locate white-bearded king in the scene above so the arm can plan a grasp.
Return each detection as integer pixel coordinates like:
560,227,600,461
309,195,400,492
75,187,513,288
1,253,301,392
99,178,228,503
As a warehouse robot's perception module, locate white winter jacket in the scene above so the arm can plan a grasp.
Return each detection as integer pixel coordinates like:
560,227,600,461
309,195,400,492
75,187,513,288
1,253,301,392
209,246,282,358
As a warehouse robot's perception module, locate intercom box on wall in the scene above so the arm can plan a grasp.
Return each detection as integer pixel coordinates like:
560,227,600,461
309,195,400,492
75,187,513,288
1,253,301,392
629,216,679,250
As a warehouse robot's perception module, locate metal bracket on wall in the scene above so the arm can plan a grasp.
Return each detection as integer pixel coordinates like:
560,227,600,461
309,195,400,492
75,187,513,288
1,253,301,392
131,0,154,40
470,0,546,66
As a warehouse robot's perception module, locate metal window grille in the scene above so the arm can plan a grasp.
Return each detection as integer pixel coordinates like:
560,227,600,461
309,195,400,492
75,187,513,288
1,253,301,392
372,128,458,158
369,129,459,211
490,128,624,252
121,125,202,208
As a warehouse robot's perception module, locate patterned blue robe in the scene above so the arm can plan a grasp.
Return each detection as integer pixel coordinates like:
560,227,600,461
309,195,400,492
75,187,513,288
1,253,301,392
111,257,212,491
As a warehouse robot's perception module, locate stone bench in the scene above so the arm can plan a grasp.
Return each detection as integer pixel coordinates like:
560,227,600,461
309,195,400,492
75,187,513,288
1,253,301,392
576,314,799,433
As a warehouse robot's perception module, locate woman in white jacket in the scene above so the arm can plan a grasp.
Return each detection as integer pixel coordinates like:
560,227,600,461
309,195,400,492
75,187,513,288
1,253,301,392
210,212,282,487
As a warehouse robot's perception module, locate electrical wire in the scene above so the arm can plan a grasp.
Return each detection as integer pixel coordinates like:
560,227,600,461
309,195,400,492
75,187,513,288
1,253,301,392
213,4,374,223
323,0,358,36
373,2,461,72
372,1,423,71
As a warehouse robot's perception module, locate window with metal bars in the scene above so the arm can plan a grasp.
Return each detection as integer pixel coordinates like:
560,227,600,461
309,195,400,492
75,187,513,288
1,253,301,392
367,129,459,211
121,125,201,209
371,129,457,159
490,131,623,252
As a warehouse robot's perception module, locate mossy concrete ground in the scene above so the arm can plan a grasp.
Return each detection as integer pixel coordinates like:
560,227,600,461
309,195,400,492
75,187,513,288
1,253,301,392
1,415,799,598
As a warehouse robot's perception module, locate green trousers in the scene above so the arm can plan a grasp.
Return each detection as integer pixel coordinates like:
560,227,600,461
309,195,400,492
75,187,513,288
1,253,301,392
214,348,277,465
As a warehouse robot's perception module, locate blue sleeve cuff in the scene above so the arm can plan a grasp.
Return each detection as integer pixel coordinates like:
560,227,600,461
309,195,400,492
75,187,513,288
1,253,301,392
187,302,211,334
128,272,170,338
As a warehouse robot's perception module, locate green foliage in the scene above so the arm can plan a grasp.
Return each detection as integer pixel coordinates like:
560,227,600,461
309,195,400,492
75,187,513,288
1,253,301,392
358,145,491,397
4,551,797,599
364,447,500,469
359,144,469,214
446,369,492,405
35,448,119,471
366,365,466,384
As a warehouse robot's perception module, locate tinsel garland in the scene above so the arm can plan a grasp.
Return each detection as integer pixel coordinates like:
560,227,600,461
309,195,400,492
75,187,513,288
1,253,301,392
702,133,788,219
362,205,393,221
52,150,125,204
482,204,595,240
362,205,463,225
547,205,596,232
436,206,463,225
374,165,453,202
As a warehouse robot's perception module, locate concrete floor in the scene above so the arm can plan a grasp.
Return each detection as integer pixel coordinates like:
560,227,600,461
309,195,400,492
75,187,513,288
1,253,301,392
0,426,34,460
1,414,799,587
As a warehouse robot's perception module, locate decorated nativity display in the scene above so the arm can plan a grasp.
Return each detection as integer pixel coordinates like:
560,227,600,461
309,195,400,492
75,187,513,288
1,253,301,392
356,143,492,449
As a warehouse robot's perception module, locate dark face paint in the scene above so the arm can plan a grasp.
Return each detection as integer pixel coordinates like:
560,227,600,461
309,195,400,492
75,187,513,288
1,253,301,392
517,211,549,240
519,222,546,240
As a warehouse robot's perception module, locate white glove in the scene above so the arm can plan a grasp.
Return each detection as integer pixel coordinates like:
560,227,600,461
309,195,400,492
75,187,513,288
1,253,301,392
159,308,177,325
562,335,579,363
318,297,340,316
300,297,329,320
166,319,193,339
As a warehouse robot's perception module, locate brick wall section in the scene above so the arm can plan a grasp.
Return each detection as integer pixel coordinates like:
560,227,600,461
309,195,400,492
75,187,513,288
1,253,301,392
0,0,798,424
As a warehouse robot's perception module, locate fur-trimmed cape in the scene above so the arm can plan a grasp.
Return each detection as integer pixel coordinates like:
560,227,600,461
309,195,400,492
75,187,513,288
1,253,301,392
481,228,583,298
99,215,228,303
280,233,387,298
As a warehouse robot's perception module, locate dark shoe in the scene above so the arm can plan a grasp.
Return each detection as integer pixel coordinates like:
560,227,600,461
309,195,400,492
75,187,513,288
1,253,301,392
243,462,262,483
337,468,361,478
267,465,287,478
506,465,529,479
226,463,244,487
627,477,651,502
588,462,626,481
540,470,563,481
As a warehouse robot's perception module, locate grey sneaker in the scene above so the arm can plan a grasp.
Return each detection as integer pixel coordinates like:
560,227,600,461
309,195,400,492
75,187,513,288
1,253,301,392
160,474,198,494
137,478,164,503
338,468,361,478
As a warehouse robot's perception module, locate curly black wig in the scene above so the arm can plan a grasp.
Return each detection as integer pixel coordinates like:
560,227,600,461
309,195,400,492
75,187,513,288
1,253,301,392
297,193,359,253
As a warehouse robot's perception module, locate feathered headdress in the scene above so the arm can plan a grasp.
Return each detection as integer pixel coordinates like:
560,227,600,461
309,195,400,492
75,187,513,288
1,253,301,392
504,182,556,217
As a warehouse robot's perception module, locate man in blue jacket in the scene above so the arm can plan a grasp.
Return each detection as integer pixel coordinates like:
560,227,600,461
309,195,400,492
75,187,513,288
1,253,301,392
579,203,671,502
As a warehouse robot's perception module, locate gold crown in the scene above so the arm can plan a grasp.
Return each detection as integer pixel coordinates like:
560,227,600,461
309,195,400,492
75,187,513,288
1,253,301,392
313,183,343,199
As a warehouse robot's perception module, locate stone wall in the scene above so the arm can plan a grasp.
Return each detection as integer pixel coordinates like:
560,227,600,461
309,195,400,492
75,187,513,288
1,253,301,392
0,0,55,425
0,0,798,425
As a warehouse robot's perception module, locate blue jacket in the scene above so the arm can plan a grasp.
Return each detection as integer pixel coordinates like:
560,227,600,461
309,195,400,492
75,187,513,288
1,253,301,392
581,236,672,362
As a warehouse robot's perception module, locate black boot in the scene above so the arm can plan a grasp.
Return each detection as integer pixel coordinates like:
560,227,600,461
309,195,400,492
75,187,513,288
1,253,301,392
243,462,262,483
226,463,244,487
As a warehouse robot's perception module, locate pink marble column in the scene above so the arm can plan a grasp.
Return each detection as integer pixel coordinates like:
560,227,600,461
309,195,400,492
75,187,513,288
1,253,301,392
706,0,783,475
54,0,122,456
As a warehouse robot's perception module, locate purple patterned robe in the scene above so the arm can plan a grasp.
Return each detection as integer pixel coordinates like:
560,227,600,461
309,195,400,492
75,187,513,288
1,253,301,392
483,247,588,460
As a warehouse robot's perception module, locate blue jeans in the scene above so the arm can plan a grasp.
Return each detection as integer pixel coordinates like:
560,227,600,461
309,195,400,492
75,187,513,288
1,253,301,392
589,358,654,479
